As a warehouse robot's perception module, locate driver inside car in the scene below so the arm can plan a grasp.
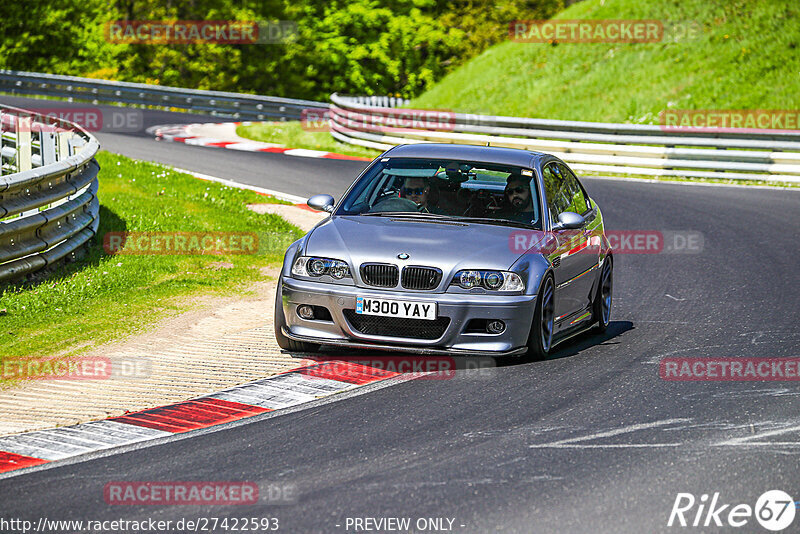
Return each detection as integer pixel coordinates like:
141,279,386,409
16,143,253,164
400,177,442,214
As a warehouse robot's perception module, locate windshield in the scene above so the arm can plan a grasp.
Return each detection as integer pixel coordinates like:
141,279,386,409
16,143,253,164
336,158,541,229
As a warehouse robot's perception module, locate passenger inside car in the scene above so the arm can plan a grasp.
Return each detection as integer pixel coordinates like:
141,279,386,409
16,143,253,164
497,173,539,224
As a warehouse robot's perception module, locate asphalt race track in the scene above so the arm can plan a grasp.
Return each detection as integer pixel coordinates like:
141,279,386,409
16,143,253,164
2,96,800,533
0,95,365,199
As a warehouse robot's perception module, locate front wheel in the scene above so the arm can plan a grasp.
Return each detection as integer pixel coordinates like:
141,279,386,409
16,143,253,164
526,274,555,361
592,256,613,333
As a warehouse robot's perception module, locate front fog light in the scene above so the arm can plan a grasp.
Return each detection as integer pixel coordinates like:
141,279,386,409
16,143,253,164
487,320,506,334
297,305,314,319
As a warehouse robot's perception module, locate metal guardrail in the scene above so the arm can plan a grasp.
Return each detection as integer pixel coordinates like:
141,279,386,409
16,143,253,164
3,71,798,183
0,70,328,121
329,94,800,183
0,104,100,284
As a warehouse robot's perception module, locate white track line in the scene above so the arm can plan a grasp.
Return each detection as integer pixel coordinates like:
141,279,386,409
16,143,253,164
170,166,307,204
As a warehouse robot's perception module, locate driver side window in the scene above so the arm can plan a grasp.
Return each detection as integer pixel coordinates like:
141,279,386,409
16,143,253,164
542,162,569,224
557,163,589,215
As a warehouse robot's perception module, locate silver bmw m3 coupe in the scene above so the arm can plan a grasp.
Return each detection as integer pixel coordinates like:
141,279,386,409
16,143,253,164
275,144,613,359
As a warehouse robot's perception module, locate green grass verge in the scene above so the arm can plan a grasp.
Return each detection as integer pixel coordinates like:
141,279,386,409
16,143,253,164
0,151,303,385
236,121,381,159
410,0,800,123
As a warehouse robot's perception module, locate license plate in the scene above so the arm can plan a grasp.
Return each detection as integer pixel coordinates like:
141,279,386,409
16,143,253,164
355,297,437,320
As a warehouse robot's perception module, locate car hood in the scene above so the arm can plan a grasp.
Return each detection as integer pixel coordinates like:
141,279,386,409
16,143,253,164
304,215,547,281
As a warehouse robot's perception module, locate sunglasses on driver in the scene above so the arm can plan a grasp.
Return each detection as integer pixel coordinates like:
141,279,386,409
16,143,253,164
402,187,428,195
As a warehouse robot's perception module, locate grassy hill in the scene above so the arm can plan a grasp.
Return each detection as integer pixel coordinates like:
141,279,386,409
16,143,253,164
410,0,800,124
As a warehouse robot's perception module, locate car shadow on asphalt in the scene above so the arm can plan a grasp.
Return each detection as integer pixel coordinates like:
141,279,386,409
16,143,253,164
286,320,634,379
546,320,634,360
492,320,635,367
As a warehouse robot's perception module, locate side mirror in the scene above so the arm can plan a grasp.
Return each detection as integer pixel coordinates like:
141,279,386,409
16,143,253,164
307,194,335,213
553,211,585,230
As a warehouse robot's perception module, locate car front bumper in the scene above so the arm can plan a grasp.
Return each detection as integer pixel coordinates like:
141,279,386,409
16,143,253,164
280,276,537,356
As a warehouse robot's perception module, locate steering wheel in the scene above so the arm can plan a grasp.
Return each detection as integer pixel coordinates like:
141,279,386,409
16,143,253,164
370,196,420,213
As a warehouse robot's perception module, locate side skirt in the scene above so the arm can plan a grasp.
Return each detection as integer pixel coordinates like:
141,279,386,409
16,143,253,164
551,314,596,349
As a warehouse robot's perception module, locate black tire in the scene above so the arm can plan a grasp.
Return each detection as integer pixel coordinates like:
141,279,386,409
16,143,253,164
526,274,555,361
274,279,320,353
592,256,613,333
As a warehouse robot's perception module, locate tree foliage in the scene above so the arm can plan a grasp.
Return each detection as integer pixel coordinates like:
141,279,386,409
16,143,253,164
0,0,563,100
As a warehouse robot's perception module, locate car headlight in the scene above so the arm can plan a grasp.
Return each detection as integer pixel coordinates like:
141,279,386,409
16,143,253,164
451,270,524,291
292,256,352,279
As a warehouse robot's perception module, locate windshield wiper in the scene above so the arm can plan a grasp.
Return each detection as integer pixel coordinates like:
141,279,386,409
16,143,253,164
359,212,450,219
358,213,537,228
448,217,538,229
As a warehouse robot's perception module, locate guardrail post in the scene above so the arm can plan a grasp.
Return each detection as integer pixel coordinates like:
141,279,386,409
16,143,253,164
16,115,32,172
57,131,71,160
68,136,84,156
40,131,57,166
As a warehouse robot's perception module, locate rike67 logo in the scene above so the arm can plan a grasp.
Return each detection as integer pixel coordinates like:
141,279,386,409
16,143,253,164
668,490,796,531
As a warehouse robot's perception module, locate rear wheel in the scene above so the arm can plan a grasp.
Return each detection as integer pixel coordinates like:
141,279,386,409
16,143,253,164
274,278,320,353
526,274,555,360
592,256,613,333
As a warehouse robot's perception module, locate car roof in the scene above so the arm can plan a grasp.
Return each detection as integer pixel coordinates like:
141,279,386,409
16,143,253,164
383,143,545,168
